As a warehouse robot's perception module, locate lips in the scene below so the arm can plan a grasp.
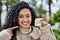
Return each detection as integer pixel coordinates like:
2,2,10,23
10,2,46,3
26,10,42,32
22,22,28,25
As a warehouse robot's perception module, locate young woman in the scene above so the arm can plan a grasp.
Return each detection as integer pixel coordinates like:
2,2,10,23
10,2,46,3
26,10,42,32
0,1,56,40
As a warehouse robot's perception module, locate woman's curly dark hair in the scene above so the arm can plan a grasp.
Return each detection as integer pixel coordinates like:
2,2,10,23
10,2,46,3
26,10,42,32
3,1,35,40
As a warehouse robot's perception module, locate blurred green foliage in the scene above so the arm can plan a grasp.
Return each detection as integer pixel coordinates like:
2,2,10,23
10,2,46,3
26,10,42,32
50,15,55,25
7,0,20,7
54,10,60,22
37,5,46,18
53,30,60,40
50,10,60,25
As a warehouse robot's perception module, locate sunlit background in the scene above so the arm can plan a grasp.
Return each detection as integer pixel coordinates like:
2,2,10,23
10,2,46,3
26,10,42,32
0,0,60,40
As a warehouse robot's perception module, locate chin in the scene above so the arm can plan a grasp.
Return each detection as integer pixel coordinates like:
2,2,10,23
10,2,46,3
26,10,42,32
23,26,30,29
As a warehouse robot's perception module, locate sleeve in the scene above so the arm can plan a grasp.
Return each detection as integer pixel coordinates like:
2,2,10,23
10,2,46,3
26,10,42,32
0,30,12,40
49,25,57,40
39,24,57,40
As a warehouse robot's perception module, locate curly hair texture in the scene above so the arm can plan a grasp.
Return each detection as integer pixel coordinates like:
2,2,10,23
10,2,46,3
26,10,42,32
3,1,35,40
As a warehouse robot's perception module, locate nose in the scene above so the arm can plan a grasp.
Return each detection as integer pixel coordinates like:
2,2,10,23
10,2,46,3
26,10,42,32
23,17,27,22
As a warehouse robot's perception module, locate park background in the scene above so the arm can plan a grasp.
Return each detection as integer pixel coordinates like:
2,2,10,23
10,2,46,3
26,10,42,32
0,0,60,40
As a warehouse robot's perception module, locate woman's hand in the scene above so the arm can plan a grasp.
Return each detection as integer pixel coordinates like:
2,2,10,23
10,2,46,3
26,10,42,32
40,18,48,27
6,26,18,36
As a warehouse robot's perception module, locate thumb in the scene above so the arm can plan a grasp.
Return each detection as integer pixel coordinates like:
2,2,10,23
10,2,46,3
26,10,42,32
43,21,48,25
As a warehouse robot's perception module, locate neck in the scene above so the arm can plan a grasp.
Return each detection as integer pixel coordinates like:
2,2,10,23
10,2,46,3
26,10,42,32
19,27,30,34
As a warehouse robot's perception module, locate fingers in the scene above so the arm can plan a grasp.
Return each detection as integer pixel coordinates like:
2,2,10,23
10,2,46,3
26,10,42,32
40,18,48,24
6,26,18,36
8,26,18,30
40,18,44,22
40,18,48,27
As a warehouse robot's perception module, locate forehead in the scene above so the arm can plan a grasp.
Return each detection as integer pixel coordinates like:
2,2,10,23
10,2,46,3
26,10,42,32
19,8,31,15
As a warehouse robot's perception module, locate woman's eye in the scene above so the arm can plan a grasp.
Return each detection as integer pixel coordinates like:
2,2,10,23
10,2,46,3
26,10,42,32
26,15,30,18
19,16,23,18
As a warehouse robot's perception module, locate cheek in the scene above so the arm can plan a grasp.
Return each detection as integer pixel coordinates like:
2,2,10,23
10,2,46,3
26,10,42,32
29,18,32,23
18,18,21,24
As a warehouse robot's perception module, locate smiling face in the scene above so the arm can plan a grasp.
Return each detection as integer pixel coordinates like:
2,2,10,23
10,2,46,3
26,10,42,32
18,8,32,29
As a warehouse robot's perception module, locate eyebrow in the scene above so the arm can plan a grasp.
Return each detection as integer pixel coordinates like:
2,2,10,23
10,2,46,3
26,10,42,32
26,14,31,15
18,13,31,16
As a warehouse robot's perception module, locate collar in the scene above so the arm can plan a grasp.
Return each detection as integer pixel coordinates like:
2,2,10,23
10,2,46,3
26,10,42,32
16,27,41,40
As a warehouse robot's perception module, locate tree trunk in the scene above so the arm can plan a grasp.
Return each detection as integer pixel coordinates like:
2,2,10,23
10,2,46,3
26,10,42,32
48,0,52,16
49,4,51,17
48,0,52,23
0,0,2,31
49,4,51,23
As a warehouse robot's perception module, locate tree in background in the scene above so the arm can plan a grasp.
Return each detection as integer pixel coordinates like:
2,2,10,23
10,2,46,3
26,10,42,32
30,0,46,19
48,0,58,22
50,10,60,28
0,0,20,31
54,10,60,29
50,15,55,25
0,0,2,14
6,0,20,12
53,29,60,40
36,0,46,21
48,0,52,16
36,5,46,18
0,0,2,31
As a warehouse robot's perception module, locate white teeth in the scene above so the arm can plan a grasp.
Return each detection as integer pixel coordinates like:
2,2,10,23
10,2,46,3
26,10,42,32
23,23,27,25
